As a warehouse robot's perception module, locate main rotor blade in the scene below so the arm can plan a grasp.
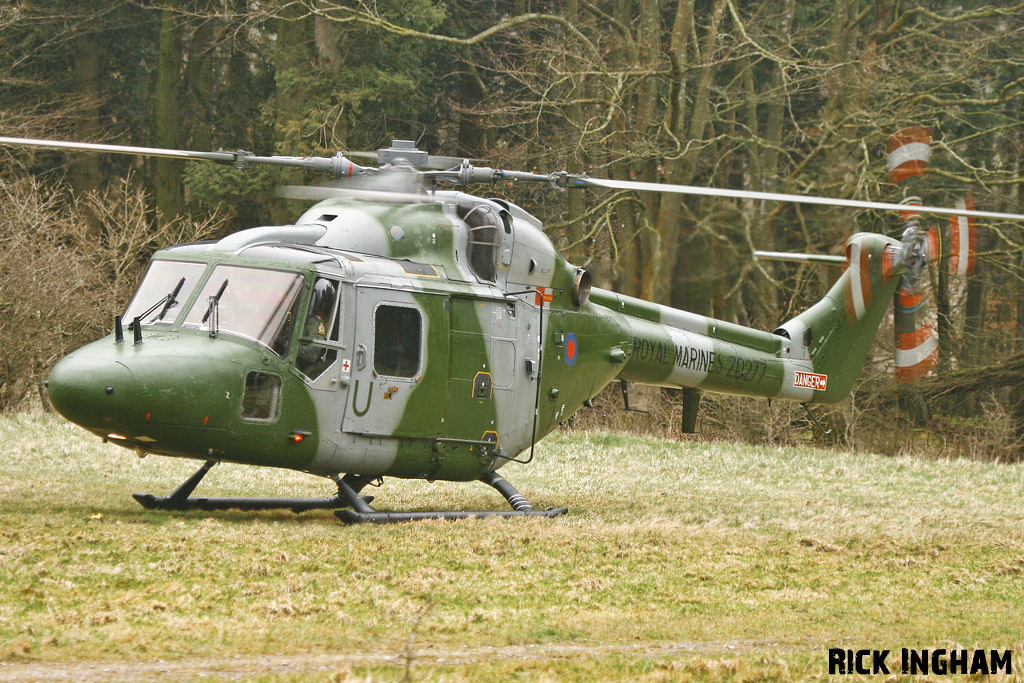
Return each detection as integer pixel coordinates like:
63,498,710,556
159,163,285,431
0,136,371,178
573,177,1024,222
0,136,237,163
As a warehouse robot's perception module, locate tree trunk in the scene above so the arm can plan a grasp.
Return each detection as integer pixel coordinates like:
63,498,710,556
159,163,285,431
183,14,214,151
935,260,951,373
562,0,586,265
650,0,725,307
71,3,103,202
607,0,643,297
760,0,795,323
272,4,313,223
155,5,185,225
635,0,664,301
821,0,859,244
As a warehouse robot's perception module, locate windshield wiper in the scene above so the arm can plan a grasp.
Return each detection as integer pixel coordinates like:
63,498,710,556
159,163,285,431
155,277,187,321
202,279,230,337
129,277,186,329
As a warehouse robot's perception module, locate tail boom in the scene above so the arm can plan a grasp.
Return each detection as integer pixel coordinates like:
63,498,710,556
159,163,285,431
591,233,902,405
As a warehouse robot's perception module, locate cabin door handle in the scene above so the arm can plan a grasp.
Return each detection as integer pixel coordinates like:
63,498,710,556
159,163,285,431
356,344,367,370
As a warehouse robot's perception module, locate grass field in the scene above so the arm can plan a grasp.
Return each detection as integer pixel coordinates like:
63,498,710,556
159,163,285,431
1,411,1023,682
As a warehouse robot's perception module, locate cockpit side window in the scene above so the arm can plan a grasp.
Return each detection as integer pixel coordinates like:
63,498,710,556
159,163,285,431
296,277,341,381
459,205,502,283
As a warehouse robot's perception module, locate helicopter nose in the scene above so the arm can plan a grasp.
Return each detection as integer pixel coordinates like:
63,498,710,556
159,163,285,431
47,355,136,432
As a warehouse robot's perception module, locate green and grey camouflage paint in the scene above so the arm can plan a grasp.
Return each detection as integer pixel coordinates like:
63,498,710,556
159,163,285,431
598,232,902,404
47,193,902,483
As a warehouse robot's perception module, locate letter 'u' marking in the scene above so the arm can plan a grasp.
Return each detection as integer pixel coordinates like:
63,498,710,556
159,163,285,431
352,380,373,417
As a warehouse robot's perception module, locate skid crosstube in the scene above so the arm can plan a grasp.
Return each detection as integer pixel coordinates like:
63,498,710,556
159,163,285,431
131,462,567,523
332,470,568,524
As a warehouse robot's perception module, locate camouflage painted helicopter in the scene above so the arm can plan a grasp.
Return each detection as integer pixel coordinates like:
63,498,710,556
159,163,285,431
2,135,1023,524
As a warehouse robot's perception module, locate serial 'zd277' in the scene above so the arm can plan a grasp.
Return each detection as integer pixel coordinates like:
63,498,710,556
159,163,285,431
2,135,1021,523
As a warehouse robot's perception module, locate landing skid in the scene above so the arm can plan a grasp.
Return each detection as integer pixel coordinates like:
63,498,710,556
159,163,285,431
132,462,372,513
131,461,567,523
334,471,568,524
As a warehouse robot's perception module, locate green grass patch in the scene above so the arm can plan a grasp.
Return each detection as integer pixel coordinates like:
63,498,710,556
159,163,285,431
1,412,1023,681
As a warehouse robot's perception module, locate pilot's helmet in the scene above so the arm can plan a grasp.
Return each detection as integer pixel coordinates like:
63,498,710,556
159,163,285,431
310,279,335,318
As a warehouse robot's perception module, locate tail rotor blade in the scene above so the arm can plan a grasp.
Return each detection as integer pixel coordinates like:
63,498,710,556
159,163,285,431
894,279,939,383
947,194,978,278
887,126,932,185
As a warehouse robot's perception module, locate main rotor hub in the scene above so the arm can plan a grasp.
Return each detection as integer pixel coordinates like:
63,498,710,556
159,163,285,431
377,140,429,167
896,197,931,281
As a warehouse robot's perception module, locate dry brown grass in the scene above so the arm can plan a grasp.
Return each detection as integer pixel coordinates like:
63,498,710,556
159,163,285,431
2,412,1023,681
570,375,1024,464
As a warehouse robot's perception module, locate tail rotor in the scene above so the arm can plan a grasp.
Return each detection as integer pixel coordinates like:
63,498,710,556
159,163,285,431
892,199,940,382
886,128,978,383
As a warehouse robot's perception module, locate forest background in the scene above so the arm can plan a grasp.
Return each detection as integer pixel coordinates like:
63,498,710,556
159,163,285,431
1,0,1023,458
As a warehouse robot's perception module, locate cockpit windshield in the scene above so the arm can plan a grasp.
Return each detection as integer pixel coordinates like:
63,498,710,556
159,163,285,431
181,265,304,356
124,260,206,326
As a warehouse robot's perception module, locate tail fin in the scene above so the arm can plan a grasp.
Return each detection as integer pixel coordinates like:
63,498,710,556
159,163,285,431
773,233,903,403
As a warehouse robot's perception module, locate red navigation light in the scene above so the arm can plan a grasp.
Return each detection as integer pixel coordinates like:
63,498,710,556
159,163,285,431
288,429,311,444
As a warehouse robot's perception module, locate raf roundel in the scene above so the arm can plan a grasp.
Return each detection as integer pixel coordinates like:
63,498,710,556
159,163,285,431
564,332,578,367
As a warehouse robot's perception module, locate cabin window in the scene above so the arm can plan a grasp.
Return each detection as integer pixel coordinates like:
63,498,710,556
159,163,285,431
459,205,502,283
297,278,342,381
241,372,281,421
123,260,206,326
373,305,421,378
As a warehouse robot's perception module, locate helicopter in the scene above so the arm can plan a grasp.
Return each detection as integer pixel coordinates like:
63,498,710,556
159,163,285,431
2,134,1023,524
